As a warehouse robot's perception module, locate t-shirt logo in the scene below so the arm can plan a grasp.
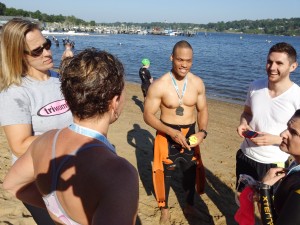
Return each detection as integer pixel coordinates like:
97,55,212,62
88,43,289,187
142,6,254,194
37,100,70,116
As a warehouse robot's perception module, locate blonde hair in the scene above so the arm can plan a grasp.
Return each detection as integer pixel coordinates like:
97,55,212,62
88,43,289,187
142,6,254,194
0,18,39,91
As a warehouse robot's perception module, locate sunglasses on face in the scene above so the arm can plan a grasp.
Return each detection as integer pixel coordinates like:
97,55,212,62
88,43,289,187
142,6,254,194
24,38,52,57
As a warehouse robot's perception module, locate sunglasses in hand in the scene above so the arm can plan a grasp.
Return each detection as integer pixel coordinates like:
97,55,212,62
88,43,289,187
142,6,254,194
24,38,52,57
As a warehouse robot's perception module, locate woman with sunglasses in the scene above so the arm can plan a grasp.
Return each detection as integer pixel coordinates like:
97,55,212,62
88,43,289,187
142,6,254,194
3,48,139,225
0,18,72,224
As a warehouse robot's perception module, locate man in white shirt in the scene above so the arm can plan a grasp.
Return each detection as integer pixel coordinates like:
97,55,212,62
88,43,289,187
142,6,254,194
236,42,300,193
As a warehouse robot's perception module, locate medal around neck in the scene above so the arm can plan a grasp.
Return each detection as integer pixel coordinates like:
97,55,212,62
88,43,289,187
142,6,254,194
176,106,184,116
169,72,187,117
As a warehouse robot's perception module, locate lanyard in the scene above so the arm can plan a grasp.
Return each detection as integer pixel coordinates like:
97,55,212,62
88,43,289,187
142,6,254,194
68,123,115,153
169,71,187,105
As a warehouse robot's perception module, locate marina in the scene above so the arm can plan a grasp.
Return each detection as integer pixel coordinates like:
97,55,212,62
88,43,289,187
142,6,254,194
42,26,197,36
42,30,90,36
42,20,198,36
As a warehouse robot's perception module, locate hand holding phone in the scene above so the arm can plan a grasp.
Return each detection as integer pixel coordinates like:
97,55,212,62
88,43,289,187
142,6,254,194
242,130,259,138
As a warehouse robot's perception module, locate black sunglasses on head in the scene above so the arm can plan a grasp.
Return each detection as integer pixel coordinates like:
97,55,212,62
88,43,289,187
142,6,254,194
24,38,52,57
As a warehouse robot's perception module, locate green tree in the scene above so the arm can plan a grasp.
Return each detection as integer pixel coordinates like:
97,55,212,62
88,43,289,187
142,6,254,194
32,10,42,20
0,2,6,15
90,20,96,26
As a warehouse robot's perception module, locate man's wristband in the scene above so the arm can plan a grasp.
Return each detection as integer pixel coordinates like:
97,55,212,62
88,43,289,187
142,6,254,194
257,181,271,190
199,129,208,139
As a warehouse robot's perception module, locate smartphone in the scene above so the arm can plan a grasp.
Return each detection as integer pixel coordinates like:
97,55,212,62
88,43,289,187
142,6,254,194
242,130,259,138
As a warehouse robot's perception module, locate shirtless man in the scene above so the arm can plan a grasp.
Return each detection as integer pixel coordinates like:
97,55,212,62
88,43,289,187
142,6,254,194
143,40,208,224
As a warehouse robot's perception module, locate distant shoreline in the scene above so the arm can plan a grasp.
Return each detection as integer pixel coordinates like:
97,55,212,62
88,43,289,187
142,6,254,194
42,30,90,36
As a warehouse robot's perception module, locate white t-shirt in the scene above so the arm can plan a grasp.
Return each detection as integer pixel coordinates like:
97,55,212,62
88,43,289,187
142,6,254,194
241,78,300,163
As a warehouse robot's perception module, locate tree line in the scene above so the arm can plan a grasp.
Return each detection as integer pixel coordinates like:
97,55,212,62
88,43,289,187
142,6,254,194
0,2,299,36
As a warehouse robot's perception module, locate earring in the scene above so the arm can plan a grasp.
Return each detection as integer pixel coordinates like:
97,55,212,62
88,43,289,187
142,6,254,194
114,112,119,119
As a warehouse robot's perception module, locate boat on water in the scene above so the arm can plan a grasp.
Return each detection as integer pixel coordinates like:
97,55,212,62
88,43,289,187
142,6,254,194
167,31,180,36
164,29,181,36
137,30,148,35
41,30,90,36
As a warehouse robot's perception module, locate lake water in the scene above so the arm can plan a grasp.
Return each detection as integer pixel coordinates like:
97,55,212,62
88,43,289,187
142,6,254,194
49,33,300,104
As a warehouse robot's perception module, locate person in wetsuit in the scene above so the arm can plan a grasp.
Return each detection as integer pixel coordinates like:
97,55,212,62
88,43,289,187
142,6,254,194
3,48,139,225
139,58,153,100
143,40,208,224
259,109,300,225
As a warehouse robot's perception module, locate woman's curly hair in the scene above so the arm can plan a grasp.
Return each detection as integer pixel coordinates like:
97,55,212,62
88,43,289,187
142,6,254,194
59,48,125,119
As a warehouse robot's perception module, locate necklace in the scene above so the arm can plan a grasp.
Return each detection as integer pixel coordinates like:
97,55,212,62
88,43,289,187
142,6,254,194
68,123,115,153
169,71,187,116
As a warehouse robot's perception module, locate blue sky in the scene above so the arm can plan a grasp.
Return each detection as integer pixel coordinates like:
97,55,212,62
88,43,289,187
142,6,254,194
1,0,299,24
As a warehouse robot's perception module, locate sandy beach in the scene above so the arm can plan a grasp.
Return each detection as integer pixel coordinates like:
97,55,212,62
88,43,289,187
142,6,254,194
0,82,246,225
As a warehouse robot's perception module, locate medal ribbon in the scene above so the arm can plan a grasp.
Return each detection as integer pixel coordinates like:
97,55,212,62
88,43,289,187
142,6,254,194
68,123,115,153
169,71,188,105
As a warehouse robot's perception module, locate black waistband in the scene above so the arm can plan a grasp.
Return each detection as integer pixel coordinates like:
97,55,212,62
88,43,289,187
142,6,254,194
161,120,196,129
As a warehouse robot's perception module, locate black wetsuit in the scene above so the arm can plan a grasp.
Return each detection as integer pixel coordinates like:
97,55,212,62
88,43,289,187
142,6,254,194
161,121,197,208
260,163,300,225
139,67,152,97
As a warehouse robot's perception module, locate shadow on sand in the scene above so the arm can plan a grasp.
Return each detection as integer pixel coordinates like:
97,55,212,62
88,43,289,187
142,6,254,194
127,123,154,196
132,95,144,113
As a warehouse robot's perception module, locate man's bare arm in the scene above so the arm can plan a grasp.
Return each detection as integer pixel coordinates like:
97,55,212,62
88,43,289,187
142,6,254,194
194,79,208,144
237,105,253,137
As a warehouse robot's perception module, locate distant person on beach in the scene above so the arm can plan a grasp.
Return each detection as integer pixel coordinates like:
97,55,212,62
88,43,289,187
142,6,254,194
139,58,153,100
0,18,72,224
61,42,74,60
143,40,208,224
235,42,300,217
3,48,139,225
